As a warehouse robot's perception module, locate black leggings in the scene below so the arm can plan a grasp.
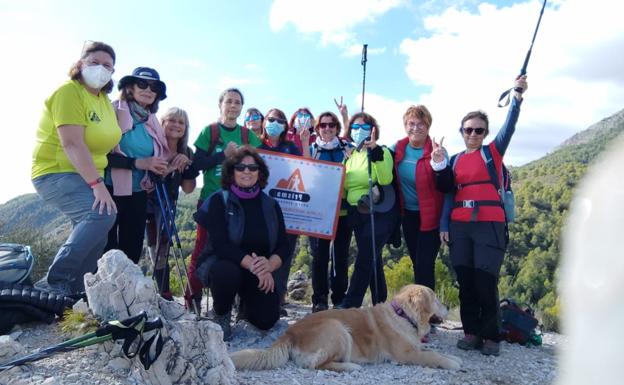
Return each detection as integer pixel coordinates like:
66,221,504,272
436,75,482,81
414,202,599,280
104,188,148,264
209,259,279,330
401,210,441,290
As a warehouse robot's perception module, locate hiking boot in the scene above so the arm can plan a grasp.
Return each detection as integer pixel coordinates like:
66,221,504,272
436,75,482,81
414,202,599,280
457,334,483,350
213,311,232,341
481,340,500,356
312,303,328,313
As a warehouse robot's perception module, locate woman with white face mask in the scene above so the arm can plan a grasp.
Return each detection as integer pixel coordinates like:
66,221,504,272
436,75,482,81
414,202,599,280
258,108,301,316
31,41,121,296
287,108,316,154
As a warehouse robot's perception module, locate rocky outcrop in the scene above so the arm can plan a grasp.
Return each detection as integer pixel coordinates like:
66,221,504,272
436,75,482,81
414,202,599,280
83,249,235,385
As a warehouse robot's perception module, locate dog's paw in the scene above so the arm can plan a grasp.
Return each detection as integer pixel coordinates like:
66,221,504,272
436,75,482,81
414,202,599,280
442,354,462,370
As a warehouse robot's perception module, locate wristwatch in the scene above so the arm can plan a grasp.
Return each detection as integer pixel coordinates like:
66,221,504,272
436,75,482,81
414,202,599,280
88,177,104,188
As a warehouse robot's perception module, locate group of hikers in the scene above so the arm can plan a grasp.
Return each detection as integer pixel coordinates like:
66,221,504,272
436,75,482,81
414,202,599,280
30,41,527,356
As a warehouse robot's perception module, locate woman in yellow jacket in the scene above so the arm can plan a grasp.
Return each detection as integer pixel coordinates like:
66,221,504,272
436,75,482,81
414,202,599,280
338,112,398,308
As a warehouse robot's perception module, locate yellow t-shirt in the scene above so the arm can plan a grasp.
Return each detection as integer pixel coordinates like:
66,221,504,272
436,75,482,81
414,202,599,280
31,80,121,179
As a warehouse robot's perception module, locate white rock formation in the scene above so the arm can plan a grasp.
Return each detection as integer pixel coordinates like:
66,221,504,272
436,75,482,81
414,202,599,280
84,249,235,385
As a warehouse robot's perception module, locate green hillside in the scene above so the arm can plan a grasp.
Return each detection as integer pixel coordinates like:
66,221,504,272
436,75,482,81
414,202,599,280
2,108,623,331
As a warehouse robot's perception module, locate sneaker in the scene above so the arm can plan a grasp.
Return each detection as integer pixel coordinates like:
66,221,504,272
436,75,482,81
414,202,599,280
481,340,500,356
312,303,328,313
213,311,232,341
456,334,483,350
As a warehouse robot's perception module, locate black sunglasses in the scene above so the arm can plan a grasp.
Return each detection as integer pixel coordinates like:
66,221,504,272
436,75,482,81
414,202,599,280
135,79,161,93
234,163,260,172
462,127,486,135
267,117,287,124
319,122,337,129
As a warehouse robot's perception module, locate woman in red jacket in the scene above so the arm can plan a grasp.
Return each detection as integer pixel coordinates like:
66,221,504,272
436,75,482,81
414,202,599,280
391,105,443,291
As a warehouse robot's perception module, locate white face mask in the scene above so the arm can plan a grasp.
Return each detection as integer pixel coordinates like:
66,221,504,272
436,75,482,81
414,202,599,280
81,64,112,90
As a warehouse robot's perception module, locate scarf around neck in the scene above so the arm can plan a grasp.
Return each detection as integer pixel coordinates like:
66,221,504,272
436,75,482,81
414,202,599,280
230,183,260,199
128,101,150,124
315,136,341,150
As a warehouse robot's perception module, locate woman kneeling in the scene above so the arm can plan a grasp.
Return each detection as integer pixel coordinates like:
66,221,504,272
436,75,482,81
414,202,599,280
194,146,288,340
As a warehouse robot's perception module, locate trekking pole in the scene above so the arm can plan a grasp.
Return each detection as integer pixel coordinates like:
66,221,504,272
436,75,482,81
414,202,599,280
0,311,164,371
360,44,368,113
152,179,201,317
366,147,379,304
498,0,546,107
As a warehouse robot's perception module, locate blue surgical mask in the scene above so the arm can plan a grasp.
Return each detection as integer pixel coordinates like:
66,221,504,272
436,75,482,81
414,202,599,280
265,121,285,137
351,128,371,146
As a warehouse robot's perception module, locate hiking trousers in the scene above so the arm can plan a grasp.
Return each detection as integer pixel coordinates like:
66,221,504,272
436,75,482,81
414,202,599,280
401,209,441,291
32,172,116,294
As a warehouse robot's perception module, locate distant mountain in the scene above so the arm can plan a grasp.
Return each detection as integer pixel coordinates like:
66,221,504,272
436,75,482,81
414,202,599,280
0,194,69,239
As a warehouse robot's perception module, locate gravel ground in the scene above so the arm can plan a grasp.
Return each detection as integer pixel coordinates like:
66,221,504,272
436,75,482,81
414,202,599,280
0,301,564,385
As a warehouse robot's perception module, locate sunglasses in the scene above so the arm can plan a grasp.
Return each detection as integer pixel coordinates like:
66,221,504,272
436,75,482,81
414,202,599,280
463,127,486,135
245,114,262,122
319,122,337,129
267,117,287,124
234,163,260,172
351,123,371,130
135,79,161,93
297,111,311,118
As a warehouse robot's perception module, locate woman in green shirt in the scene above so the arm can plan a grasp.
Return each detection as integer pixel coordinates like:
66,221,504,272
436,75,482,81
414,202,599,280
31,41,121,296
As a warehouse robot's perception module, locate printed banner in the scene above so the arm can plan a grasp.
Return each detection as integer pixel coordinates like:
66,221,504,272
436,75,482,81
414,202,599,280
258,150,345,239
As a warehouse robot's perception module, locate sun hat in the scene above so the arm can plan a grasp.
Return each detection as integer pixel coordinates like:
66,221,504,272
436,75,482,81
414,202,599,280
118,66,167,100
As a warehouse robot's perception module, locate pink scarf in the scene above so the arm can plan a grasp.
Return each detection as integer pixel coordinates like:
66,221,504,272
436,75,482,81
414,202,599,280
110,100,170,196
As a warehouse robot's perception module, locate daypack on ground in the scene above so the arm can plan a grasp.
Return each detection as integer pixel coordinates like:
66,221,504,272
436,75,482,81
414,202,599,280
450,145,515,222
499,298,541,345
0,243,34,284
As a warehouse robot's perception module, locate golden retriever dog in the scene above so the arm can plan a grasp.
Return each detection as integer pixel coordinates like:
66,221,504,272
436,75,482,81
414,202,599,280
230,284,461,371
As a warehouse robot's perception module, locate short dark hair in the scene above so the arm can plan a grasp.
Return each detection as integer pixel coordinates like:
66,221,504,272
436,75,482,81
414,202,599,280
119,83,161,113
69,41,116,94
459,110,489,136
314,111,342,136
219,88,245,106
346,112,380,141
221,145,270,189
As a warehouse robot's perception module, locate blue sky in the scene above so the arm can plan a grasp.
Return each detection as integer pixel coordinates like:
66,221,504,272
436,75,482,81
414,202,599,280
1,0,623,204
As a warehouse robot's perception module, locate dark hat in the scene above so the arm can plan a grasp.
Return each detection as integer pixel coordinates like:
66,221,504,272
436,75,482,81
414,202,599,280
357,184,396,214
118,67,167,100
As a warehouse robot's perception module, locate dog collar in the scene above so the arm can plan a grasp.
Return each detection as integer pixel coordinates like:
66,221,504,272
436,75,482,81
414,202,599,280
390,300,419,330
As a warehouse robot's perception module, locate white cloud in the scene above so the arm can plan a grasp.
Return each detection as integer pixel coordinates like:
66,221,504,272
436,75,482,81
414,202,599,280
397,0,624,165
269,0,402,53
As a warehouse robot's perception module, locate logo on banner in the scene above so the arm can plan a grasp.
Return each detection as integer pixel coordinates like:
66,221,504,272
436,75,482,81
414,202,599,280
269,169,311,202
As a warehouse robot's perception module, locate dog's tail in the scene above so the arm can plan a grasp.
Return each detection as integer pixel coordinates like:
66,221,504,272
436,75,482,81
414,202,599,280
229,335,291,370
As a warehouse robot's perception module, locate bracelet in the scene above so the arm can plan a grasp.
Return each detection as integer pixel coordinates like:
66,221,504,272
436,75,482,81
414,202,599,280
88,177,104,188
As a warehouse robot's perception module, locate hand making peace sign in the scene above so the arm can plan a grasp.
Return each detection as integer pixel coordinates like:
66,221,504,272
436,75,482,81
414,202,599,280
431,136,446,163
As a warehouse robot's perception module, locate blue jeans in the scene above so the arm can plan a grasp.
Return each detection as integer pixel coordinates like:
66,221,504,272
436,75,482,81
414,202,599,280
32,173,116,294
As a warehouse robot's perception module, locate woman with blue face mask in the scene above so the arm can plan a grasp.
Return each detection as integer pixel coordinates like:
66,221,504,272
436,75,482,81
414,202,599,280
258,108,301,316
338,112,398,308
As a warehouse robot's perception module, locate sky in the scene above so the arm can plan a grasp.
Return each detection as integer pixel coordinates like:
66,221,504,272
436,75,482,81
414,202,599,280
0,0,623,204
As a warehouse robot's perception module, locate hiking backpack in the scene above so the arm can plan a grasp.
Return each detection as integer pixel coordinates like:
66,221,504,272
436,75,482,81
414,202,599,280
499,299,541,346
0,243,34,285
450,145,515,222
206,123,250,155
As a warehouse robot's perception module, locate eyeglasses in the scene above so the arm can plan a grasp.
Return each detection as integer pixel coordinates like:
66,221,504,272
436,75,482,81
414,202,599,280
319,122,337,129
135,79,161,93
245,114,262,122
351,123,371,130
267,117,287,124
234,163,260,172
463,127,486,135
407,121,427,130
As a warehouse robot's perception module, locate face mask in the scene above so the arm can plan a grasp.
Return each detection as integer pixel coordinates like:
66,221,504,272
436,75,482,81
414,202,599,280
265,121,285,137
81,64,112,89
352,128,371,146
294,116,311,132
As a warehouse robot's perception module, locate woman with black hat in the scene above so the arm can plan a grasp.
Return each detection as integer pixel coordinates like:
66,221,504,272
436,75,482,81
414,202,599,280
104,67,170,264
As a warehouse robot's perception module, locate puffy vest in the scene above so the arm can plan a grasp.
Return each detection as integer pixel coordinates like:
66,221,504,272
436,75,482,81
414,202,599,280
393,137,443,231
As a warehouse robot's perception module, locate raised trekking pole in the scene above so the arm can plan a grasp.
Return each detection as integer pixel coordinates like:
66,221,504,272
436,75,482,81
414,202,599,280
0,311,164,372
359,43,379,304
498,0,546,107
152,178,201,317
361,44,368,112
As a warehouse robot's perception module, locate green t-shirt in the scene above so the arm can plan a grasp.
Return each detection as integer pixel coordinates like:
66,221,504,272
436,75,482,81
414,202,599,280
32,80,121,179
194,123,262,199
